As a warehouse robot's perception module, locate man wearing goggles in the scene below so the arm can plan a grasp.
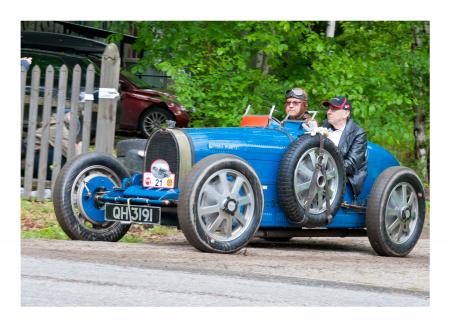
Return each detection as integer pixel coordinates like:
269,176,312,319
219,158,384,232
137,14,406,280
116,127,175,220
321,96,368,198
284,88,311,121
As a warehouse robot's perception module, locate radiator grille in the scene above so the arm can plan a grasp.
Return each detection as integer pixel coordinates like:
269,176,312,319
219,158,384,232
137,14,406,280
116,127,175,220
144,130,180,187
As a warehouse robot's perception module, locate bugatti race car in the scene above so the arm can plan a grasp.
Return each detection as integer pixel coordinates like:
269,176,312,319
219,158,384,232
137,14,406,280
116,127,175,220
53,106,426,256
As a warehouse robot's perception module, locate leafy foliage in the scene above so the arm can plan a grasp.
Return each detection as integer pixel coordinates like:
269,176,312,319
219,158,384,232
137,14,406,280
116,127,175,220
104,21,429,179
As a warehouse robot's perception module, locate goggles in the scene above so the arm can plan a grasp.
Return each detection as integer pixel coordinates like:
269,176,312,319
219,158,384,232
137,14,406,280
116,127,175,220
285,88,308,101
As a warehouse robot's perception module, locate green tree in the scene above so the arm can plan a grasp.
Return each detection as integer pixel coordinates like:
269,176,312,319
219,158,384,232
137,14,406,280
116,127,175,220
128,21,320,126
102,21,429,181
328,22,429,181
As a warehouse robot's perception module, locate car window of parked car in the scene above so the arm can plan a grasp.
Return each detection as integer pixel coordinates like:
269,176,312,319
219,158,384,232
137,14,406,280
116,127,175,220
120,70,154,89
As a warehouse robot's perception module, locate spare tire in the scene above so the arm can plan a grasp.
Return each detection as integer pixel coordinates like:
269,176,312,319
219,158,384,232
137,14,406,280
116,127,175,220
277,134,345,227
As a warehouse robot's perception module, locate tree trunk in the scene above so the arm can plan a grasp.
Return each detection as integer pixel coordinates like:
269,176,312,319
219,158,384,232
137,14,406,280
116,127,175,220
412,23,429,183
326,21,336,38
255,50,270,75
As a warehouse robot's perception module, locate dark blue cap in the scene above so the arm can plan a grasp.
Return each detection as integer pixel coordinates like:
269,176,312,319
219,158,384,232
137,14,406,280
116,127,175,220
321,96,352,111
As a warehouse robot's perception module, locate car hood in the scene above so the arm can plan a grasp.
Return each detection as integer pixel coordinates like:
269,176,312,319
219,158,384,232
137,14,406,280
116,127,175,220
130,88,177,102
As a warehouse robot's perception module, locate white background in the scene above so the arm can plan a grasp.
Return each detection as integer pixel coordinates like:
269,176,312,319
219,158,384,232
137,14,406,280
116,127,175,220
1,0,448,325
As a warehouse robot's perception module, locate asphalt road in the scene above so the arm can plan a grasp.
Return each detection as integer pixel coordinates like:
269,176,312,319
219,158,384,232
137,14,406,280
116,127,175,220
21,236,429,306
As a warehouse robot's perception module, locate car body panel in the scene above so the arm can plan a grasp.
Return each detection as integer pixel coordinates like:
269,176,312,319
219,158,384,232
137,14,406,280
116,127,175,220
113,120,399,230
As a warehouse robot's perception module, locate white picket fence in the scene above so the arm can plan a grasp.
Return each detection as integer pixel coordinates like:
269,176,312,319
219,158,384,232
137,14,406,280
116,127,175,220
21,44,121,201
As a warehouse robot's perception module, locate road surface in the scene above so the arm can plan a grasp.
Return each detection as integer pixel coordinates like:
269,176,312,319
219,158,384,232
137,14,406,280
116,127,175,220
21,235,429,306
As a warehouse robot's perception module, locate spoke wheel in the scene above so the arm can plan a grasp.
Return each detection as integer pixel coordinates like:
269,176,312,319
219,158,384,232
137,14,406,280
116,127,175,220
366,166,425,257
197,169,255,242
384,182,419,244
140,107,173,137
178,154,263,253
294,147,339,214
71,165,121,231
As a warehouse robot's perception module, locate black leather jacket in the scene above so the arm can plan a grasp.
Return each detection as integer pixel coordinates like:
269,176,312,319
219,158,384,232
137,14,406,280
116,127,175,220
323,118,368,197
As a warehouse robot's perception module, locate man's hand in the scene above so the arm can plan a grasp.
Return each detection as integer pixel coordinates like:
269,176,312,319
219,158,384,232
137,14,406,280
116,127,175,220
315,127,329,137
303,120,329,137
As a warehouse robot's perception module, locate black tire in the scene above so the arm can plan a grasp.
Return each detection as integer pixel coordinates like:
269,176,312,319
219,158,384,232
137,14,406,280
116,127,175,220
117,149,145,174
116,139,147,174
116,138,147,157
277,134,345,227
366,166,426,257
178,154,264,253
139,107,175,138
53,152,131,241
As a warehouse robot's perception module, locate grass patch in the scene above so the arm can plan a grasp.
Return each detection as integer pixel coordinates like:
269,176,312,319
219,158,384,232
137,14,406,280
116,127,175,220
21,198,178,243
21,227,70,240
21,198,70,240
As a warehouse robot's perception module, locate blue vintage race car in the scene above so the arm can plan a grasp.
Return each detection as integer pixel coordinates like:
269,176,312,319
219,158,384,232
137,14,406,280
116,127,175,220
53,108,426,256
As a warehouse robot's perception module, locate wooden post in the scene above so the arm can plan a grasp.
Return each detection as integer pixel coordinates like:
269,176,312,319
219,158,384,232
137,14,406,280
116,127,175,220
67,65,82,160
21,65,27,127
81,64,95,154
51,65,68,189
36,65,55,201
23,65,40,199
95,44,121,154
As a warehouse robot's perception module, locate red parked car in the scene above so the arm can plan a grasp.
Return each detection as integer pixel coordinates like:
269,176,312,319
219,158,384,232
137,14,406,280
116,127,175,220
118,70,190,137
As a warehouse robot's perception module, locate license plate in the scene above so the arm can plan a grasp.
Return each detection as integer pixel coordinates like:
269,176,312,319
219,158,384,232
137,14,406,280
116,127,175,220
104,203,161,224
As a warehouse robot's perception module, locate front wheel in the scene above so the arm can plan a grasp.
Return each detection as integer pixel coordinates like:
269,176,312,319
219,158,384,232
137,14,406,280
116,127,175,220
178,154,264,253
52,153,131,241
366,166,426,257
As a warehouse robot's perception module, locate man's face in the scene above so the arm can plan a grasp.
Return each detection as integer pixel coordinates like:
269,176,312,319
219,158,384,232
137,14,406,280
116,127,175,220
285,97,308,118
327,107,350,127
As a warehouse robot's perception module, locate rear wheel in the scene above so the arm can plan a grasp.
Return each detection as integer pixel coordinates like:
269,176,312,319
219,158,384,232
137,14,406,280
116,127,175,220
53,153,131,241
178,154,264,253
366,166,425,257
139,107,174,138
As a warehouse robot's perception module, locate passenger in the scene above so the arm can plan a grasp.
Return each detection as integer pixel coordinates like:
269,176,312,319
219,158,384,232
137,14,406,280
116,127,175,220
321,96,368,197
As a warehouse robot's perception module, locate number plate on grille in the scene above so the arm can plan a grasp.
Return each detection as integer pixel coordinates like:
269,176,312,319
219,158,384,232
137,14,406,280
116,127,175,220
142,172,175,189
104,203,161,224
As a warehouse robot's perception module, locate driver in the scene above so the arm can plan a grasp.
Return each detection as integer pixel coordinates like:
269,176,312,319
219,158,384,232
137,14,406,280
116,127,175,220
284,88,311,120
